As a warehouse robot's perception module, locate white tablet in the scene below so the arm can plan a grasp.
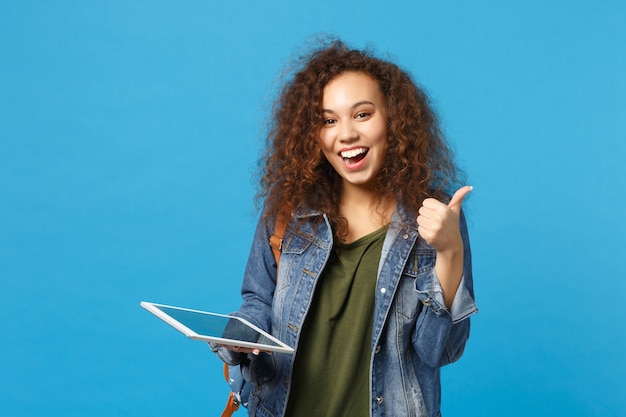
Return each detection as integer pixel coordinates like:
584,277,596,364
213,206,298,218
140,301,294,354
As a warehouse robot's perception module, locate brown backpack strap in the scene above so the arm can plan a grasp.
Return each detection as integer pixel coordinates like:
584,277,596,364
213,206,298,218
221,364,240,417
269,207,290,267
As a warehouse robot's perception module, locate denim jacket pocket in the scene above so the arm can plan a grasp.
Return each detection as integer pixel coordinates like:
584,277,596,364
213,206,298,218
281,230,315,255
275,230,315,289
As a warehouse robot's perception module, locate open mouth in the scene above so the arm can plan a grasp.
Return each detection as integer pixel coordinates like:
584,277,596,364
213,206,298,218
340,147,369,165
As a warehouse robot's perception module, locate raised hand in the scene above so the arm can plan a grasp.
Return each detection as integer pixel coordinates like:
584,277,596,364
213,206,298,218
417,186,472,308
417,186,472,253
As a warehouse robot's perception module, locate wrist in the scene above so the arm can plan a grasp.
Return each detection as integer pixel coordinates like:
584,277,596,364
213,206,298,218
436,240,463,260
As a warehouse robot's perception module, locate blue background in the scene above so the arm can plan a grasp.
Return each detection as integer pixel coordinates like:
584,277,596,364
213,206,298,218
1,1,624,416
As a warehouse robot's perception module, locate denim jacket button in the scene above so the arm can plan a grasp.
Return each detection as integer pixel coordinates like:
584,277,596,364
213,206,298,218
423,298,432,307
376,396,384,405
403,233,409,239
375,345,381,354
380,287,387,294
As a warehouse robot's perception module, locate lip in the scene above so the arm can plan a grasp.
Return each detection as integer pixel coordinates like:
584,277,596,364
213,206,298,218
338,146,369,170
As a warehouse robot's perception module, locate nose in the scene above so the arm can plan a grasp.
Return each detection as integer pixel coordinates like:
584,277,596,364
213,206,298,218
338,121,358,143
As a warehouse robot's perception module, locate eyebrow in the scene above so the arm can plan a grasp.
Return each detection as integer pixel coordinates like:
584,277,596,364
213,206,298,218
322,100,376,113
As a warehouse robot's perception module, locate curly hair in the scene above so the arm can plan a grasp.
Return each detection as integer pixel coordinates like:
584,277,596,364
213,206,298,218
257,38,463,239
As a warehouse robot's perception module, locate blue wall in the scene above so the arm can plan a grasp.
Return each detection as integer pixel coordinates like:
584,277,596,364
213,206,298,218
1,1,624,416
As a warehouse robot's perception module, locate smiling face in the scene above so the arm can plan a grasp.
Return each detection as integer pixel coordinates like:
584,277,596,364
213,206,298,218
319,71,389,190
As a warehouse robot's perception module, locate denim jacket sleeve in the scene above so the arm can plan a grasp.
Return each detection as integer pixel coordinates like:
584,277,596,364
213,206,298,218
233,214,278,331
211,214,279,381
412,209,477,367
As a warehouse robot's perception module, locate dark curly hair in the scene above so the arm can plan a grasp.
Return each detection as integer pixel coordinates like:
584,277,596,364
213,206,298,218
257,38,463,239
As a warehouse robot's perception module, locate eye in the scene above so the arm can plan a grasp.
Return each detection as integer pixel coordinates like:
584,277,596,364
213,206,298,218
355,112,371,119
323,118,336,125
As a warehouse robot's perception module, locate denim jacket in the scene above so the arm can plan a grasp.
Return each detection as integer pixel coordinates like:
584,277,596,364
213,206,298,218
214,202,477,417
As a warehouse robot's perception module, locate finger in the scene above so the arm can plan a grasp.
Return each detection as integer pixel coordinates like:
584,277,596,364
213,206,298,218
417,224,431,241
448,186,473,210
418,203,445,220
417,212,439,230
421,197,446,209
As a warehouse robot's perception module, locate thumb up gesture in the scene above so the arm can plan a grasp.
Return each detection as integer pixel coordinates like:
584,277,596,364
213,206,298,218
417,186,472,253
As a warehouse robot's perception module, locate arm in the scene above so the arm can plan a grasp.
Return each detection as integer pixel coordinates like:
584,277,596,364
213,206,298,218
233,214,279,331
413,191,477,367
417,186,472,309
211,214,278,365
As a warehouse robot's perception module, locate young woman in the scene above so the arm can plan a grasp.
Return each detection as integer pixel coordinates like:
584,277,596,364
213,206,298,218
213,39,477,417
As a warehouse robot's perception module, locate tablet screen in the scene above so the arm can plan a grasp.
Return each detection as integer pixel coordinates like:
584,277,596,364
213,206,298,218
156,304,278,346
141,302,294,353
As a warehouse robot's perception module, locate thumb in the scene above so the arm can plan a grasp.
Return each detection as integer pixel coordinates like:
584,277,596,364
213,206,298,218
448,185,473,211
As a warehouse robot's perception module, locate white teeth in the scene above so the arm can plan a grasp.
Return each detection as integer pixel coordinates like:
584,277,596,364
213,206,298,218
340,148,367,158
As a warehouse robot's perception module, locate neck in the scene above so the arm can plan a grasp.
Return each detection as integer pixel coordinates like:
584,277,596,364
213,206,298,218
340,182,381,208
338,182,395,243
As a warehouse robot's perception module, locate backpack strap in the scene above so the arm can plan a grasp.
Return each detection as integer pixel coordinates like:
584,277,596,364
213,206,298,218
221,365,240,417
269,207,290,266
221,208,290,416
221,392,240,417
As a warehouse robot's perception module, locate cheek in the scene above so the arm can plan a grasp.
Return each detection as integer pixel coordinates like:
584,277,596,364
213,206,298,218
374,123,389,145
317,132,333,153
320,147,336,165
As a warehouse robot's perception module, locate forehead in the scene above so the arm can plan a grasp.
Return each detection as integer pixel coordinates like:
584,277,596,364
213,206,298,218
322,71,384,106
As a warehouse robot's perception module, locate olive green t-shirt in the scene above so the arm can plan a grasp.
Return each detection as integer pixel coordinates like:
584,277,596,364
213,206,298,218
285,226,386,417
